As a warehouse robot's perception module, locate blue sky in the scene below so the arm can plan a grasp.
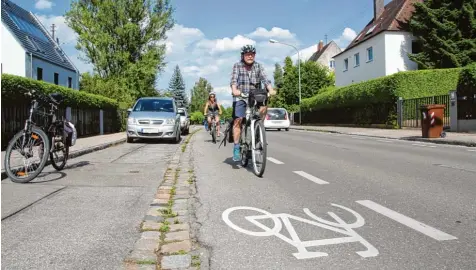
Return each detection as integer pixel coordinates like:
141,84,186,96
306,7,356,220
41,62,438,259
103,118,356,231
13,0,393,107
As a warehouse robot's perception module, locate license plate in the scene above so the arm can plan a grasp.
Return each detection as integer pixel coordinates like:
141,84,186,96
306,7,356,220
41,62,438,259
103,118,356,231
272,121,282,124
141,128,159,133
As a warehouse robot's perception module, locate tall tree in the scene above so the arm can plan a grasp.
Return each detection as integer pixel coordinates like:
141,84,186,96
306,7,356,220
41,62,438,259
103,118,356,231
407,0,476,69
168,65,188,108
65,0,175,102
190,77,213,113
273,63,284,88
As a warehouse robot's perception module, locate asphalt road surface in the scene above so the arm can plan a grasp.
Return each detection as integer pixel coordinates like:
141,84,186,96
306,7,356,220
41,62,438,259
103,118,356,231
193,129,476,270
1,140,180,270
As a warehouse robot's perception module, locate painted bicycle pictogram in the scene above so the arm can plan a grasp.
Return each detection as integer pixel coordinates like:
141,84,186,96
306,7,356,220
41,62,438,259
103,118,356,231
222,204,379,259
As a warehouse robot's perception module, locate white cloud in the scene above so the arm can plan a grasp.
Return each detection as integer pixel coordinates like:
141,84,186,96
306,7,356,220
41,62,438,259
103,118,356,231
35,14,77,45
197,35,256,54
334,27,357,49
248,27,295,40
291,44,319,62
35,0,54,10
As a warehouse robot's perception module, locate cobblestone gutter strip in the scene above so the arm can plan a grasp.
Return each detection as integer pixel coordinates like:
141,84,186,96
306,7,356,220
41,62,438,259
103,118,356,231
124,128,206,270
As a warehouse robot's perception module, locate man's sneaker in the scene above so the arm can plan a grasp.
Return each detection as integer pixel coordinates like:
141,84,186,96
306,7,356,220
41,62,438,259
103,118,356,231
233,147,241,161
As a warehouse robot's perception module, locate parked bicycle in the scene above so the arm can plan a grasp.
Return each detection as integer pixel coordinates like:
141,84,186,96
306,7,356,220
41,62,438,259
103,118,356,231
3,88,77,183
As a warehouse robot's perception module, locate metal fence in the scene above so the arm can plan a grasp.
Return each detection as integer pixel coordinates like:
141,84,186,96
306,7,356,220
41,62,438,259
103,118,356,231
401,94,450,128
1,104,125,150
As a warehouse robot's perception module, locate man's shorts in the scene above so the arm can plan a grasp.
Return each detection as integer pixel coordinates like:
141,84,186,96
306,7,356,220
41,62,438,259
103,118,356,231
232,100,247,119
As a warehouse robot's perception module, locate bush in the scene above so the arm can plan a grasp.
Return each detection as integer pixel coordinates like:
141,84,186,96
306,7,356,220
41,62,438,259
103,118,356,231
301,68,462,127
190,111,205,124
1,74,119,109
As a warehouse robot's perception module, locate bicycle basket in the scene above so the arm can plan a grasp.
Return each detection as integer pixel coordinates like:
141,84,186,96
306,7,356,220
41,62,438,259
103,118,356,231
64,121,77,147
250,89,268,104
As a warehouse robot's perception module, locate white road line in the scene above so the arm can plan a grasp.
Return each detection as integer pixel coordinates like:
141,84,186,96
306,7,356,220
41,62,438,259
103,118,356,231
356,200,457,241
293,171,329,185
467,149,476,152
412,143,436,148
377,139,393,143
351,136,366,139
267,157,284,164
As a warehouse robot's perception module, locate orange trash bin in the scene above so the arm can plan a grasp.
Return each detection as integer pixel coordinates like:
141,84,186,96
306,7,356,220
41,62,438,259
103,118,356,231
420,104,446,138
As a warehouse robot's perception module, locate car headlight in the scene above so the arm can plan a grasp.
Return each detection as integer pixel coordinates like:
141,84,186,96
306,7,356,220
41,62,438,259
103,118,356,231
127,117,136,125
165,118,175,125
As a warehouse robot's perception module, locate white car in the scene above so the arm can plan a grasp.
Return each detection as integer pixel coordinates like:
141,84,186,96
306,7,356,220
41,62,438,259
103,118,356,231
177,108,190,135
264,108,290,131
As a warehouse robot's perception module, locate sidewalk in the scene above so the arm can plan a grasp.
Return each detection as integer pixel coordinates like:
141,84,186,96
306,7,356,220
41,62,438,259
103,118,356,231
289,125,476,147
1,132,126,179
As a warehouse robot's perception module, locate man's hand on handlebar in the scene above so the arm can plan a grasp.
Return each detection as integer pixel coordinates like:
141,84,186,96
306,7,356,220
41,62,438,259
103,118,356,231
232,89,241,97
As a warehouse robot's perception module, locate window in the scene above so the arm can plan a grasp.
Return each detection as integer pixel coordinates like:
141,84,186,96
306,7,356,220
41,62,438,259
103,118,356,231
68,77,72,88
354,53,360,67
411,41,422,54
367,47,373,62
344,59,348,71
329,60,335,68
37,68,43,80
54,73,59,85
7,12,49,42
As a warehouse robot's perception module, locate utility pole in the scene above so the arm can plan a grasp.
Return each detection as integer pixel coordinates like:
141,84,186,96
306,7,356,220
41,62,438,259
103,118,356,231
50,24,56,40
325,34,328,44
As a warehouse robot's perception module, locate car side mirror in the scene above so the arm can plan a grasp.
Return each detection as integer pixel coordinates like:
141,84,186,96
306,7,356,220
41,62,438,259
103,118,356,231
127,108,132,116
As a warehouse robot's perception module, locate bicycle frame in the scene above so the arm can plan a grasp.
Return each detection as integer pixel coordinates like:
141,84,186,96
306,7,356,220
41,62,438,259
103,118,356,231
21,93,63,155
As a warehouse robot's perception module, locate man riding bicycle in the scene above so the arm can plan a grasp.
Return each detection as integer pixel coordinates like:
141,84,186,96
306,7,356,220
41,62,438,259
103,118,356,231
203,92,223,136
229,44,275,161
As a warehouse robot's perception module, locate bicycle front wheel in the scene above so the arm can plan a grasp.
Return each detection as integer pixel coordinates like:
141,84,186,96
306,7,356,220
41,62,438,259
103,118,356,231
4,127,50,183
251,120,267,177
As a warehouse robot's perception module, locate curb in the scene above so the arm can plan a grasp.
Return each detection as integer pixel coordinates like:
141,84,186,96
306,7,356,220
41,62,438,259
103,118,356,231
289,127,476,147
1,137,126,180
123,128,205,270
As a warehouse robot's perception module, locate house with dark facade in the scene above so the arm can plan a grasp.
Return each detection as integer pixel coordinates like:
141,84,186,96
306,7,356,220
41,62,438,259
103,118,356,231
1,0,79,89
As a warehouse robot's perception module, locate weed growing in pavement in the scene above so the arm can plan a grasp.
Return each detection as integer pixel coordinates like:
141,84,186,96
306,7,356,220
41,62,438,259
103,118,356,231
182,128,200,152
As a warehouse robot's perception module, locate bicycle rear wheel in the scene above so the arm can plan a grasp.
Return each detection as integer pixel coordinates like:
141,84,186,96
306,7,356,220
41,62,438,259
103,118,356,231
50,138,69,171
4,127,50,183
211,122,217,143
251,120,267,177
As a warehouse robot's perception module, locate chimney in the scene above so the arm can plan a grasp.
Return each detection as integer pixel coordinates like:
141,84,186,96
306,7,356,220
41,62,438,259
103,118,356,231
374,0,384,22
317,40,323,52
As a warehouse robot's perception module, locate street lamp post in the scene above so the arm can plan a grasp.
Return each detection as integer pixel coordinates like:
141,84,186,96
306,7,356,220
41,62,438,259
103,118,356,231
269,39,301,125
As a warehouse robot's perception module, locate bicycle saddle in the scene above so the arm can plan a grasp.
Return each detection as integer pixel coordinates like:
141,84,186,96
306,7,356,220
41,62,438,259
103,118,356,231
49,93,64,105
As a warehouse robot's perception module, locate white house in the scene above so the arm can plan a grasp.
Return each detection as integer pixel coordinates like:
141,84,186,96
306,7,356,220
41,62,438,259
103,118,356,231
308,40,342,72
1,0,79,89
334,0,423,87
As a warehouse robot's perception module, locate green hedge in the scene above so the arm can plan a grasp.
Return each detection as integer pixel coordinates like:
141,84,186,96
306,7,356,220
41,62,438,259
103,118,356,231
300,68,462,127
1,74,118,109
302,68,461,111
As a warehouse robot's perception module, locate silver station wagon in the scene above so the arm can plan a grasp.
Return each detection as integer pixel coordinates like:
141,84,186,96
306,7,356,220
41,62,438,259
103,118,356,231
126,97,181,143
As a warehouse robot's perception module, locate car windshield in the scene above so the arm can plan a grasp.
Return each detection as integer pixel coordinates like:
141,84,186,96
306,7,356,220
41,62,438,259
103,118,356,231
133,99,174,112
267,109,287,119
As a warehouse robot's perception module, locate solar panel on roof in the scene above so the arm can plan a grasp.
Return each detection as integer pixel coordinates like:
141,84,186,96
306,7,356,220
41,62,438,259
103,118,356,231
7,11,49,42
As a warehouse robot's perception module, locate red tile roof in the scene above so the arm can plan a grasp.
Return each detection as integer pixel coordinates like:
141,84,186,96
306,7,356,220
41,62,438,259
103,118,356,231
335,0,422,57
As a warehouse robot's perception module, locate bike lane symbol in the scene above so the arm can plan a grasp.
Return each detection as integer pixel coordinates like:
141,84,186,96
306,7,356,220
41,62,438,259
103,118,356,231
222,204,379,259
